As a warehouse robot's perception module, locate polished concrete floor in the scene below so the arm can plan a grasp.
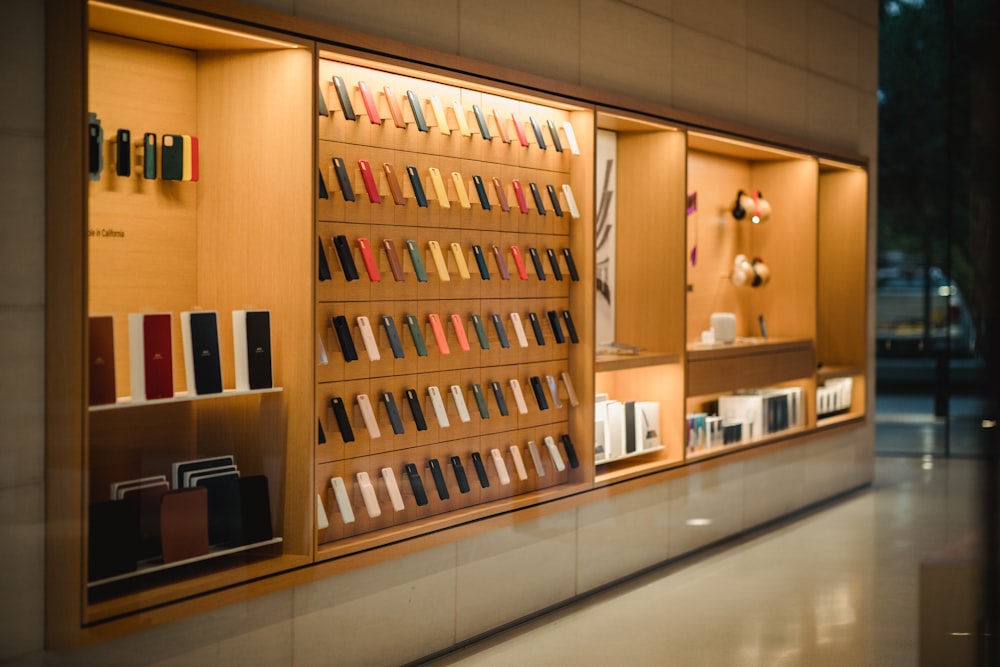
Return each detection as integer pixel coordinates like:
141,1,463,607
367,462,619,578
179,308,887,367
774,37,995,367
420,457,984,666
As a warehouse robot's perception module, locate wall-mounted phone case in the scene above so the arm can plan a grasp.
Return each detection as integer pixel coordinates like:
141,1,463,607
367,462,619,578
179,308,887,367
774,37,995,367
428,240,450,282
511,179,529,214
330,396,355,442
509,445,528,481
357,472,382,518
450,456,471,493
491,244,510,280
356,315,381,361
405,388,427,431
527,440,545,477
382,315,404,359
546,119,563,152
429,95,451,135
332,76,357,120
563,247,580,281
546,248,564,281
381,467,406,511
357,238,381,282
357,80,381,125
451,171,471,209
382,239,406,282
428,313,450,355
358,159,381,203
318,84,330,117
472,175,491,210
405,240,429,282
528,247,546,281
406,90,429,132
509,378,528,414
318,237,332,282
544,436,566,472
404,314,428,357
471,452,490,488
492,108,511,144
450,314,470,352
561,434,580,469
406,165,429,207
88,115,103,179
491,314,510,349
529,182,546,215
492,177,511,212
143,132,156,179
510,112,529,147
428,459,450,500
562,310,579,344
509,312,528,348
562,184,581,219
427,385,450,427
332,157,356,202
356,393,381,438
162,134,183,181
510,245,528,281
330,476,356,524
490,449,511,485
450,242,471,279
115,129,130,177
332,315,358,362
546,375,563,409
318,169,329,199
472,105,492,140
383,85,406,128
383,391,404,434
334,235,360,281
527,312,546,346
318,419,326,445
561,371,580,407
471,314,489,350
546,184,564,217
529,116,547,150
529,375,549,410
490,380,509,416
428,167,451,209
405,463,429,506
452,101,472,136
450,384,471,423
546,310,565,344
472,244,491,280
471,383,489,419
562,121,581,155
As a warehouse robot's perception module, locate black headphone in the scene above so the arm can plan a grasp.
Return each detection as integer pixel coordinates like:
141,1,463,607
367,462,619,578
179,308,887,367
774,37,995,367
732,254,771,288
732,190,747,220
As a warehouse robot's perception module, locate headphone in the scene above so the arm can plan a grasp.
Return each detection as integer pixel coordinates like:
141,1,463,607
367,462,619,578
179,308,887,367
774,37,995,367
731,190,771,223
731,254,771,287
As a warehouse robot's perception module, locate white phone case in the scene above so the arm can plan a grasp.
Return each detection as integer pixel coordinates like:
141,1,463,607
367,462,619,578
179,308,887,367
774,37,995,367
316,493,330,530
509,312,529,348
429,95,451,135
509,378,528,414
546,375,563,409
451,100,472,137
544,435,566,472
509,445,528,481
356,393,381,438
450,384,471,423
356,315,381,361
381,467,405,511
562,184,581,219
356,471,382,518
330,476,356,524
562,121,581,155
428,385,450,428
527,440,546,477
490,448,511,485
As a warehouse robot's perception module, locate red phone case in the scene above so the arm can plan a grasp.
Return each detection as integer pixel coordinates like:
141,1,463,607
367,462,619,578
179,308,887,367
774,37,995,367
510,245,528,280
510,112,529,147
358,159,381,203
511,179,529,214
356,237,381,282
190,136,199,182
450,314,470,352
428,313,450,355
357,81,382,125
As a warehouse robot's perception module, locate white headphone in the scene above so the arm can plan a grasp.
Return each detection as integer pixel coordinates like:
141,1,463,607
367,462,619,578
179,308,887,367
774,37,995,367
731,254,771,287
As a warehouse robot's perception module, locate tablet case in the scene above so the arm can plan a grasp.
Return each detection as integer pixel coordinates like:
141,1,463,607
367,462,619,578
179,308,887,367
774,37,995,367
128,312,173,401
88,500,139,580
233,310,273,390
181,311,223,395
160,487,209,563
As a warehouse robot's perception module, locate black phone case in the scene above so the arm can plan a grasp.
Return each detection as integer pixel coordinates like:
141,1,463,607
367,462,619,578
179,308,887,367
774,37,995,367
143,132,156,179
382,315,405,359
332,315,359,362
318,169,329,199
527,312,546,346
318,419,326,445
88,119,103,177
529,116,547,149
529,376,549,410
333,235,359,281
546,248,564,281
471,452,490,488
332,75,357,120
547,119,564,153
546,184,564,217
406,90,429,132
547,310,566,344
562,310,580,344
490,381,509,417
528,247,546,281
383,391,404,435
161,134,184,181
318,237,332,282
405,389,427,431
330,396,355,442
472,245,491,280
317,84,329,117
406,166,429,207
472,175,491,210
405,463,429,505
563,247,580,281
450,456,471,494
529,182,547,215
428,459,450,501
116,129,131,177
561,434,580,469
332,157,356,202
491,314,510,349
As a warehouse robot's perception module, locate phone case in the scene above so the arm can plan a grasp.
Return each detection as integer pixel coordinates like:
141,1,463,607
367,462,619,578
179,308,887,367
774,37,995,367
561,434,580,469
428,167,451,209
318,84,329,117
318,237,332,282
427,385,450,427
546,184,564,217
406,90,429,132
405,314,428,357
143,132,156,179
510,245,528,280
546,374,563,409
357,472,382,518
509,312,528,348
451,171,471,209
332,76,357,120
510,112,529,147
490,380,509,416
381,467,406,511
334,235,360,281
561,371,580,407
562,310,579,344
547,310,565,344
472,175,491,210
529,375,549,410
546,119,564,152
405,463,429,506
562,121,581,155
181,135,193,180
546,248,564,281
356,393,381,438
509,445,528,480
357,80,381,125
382,239,406,282
162,134,184,181
357,238,381,282
356,315,380,361
529,182,547,215
450,314,470,352
428,240,450,282
428,313,450,355
405,388,427,431
116,129,130,177
332,315,358,362
88,116,103,179
382,315,405,359
405,240,429,282
330,396,355,442
492,108,511,144
511,179,529,214
383,163,406,206
563,247,580,281
544,435,566,472
330,477,356,524
490,449,511,485
509,378,528,414
383,85,406,128
318,169,329,199
528,247,546,281
527,440,546,477
449,242,471,280
562,184,581,219
491,244,510,280
491,313,510,349
471,314,490,350
492,177,511,212
188,135,199,182
406,166,429,207
472,244,491,279
383,391,404,435
527,311,546,346
471,452,491,488
428,459,450,500
450,456,471,493
358,159,381,203
529,116,547,150
429,95,451,135
471,383,489,419
332,157,356,202
451,100,472,136
472,104,492,140
450,384,471,423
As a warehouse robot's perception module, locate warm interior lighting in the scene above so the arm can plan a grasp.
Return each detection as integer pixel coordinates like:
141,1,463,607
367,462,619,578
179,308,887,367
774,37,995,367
685,518,712,526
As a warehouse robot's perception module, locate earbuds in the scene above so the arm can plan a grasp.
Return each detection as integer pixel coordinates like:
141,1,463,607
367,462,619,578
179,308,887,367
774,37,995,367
731,254,770,288
731,190,771,223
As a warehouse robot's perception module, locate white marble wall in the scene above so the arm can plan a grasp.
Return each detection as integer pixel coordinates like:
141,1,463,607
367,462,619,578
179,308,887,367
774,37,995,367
0,0,877,663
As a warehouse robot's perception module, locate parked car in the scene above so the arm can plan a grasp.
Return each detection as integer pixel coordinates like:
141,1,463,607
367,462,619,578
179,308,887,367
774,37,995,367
876,255,977,356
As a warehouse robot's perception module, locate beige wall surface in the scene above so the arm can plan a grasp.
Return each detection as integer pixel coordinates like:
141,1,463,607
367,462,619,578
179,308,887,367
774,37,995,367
0,0,877,662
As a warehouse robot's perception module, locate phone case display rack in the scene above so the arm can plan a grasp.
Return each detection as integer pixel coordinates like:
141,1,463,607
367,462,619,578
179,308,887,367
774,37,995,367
45,0,868,645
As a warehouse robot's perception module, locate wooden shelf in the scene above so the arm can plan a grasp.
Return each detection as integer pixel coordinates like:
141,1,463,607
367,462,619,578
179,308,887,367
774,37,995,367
596,444,665,465
816,412,865,429
686,337,812,361
816,365,864,383
686,338,814,396
89,387,283,412
594,456,682,485
685,425,809,462
88,537,283,588
595,351,680,372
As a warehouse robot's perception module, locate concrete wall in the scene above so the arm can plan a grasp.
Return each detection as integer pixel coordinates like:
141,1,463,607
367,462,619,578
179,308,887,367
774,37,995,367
0,0,877,663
